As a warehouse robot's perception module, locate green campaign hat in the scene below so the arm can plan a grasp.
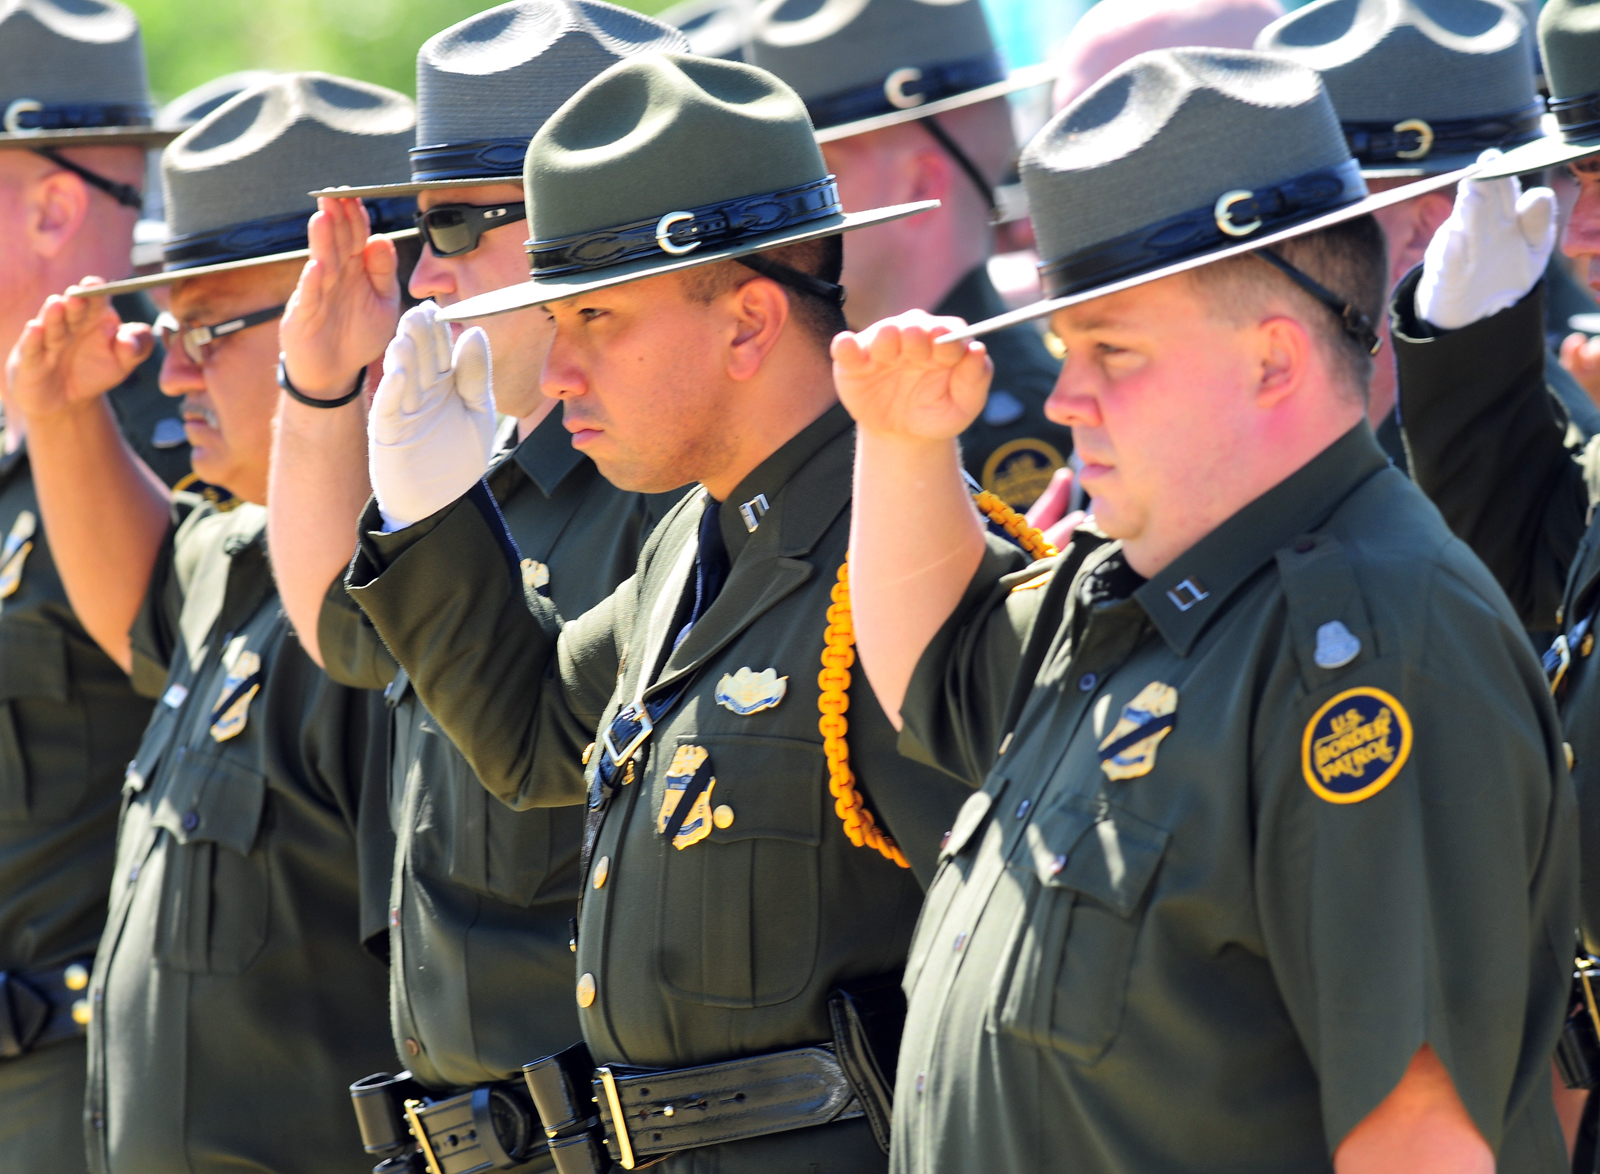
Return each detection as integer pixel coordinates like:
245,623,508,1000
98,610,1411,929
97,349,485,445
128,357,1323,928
1257,0,1543,178
746,0,1054,146
437,52,934,322
310,0,686,201
949,47,1466,341
0,0,176,150
79,72,416,297
1478,0,1600,178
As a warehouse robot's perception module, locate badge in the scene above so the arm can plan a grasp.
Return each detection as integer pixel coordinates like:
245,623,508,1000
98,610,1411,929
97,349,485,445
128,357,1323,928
1097,682,1178,780
715,667,787,716
657,744,716,849
1302,686,1413,804
980,438,1065,510
210,644,262,743
1313,621,1361,669
521,558,550,594
0,509,37,600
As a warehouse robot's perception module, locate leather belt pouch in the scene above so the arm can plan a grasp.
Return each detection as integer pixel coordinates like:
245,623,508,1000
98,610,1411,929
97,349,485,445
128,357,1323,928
0,958,92,1059
350,1070,552,1174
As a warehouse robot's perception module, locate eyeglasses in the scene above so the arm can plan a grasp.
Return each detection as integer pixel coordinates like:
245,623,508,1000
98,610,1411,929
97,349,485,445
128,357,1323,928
416,201,526,258
154,303,286,365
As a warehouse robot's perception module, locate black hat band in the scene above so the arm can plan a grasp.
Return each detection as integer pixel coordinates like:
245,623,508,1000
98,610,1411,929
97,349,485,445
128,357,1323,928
526,177,841,277
1551,90,1600,144
409,137,532,183
163,196,417,270
804,52,1006,130
1343,102,1544,165
1037,159,1366,299
2,99,153,135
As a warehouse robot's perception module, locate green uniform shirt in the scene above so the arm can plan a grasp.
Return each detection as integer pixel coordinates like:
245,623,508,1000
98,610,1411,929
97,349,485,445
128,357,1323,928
893,426,1575,1173
0,296,193,1171
938,266,1069,511
85,498,393,1174
348,405,975,1173
317,411,674,1089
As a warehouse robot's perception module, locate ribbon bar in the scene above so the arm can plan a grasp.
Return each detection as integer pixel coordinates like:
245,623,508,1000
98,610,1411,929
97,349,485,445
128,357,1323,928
163,196,417,270
409,136,532,183
526,177,841,277
1037,158,1366,299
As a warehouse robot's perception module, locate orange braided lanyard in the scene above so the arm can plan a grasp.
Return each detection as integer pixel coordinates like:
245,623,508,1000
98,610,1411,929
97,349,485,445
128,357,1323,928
817,492,1059,868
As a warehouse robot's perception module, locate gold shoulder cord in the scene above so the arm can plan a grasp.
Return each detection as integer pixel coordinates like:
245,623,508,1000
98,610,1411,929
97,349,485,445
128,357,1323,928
819,491,1060,869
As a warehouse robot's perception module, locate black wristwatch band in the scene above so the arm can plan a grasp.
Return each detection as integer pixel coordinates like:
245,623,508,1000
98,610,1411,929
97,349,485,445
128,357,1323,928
277,357,365,408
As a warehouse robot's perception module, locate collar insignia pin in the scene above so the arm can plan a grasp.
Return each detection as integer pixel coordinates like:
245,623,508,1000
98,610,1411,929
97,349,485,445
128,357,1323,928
739,494,770,533
1314,621,1361,669
715,666,787,715
521,558,550,593
1097,682,1178,781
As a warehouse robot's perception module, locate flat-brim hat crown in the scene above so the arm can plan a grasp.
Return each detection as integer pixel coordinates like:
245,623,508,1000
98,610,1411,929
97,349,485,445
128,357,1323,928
438,52,933,321
746,0,1055,144
1257,0,1541,178
312,0,686,201
0,0,175,149
658,0,751,62
81,72,416,297
1480,0,1600,177
951,47,1466,340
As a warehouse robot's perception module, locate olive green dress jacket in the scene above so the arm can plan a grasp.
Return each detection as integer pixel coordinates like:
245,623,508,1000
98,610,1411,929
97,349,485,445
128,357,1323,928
0,296,195,1173
892,426,1575,1173
85,498,394,1174
318,411,674,1091
349,405,974,1173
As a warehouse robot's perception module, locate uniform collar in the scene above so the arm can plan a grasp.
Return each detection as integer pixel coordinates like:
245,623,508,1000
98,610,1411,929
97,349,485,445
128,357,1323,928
1134,423,1389,656
505,406,587,499
715,401,853,565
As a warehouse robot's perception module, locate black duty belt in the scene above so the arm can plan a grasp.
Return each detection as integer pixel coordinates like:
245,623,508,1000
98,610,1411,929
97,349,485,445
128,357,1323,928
349,1072,552,1174
0,958,93,1059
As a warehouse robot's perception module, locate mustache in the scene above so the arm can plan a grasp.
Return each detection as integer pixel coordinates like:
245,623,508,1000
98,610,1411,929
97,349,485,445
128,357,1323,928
181,400,219,429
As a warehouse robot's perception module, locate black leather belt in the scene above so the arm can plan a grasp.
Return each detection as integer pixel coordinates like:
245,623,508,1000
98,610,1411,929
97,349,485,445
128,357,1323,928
0,958,93,1059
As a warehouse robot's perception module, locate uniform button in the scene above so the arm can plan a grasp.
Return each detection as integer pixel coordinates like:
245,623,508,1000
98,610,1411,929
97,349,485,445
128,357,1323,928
1077,672,1098,692
713,804,735,829
1566,742,1576,772
181,810,199,831
1294,538,1314,554
64,963,89,991
93,1112,103,1130
404,1038,420,1057
71,998,91,1026
577,973,597,1008
92,987,103,1004
128,864,140,883
938,831,951,851
953,931,967,952
1015,799,1031,819
593,856,610,889
389,908,400,928
915,1072,926,1093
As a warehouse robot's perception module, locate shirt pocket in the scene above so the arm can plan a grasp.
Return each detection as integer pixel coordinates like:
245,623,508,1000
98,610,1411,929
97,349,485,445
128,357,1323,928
993,795,1168,1064
655,733,823,1009
0,620,82,822
150,744,269,975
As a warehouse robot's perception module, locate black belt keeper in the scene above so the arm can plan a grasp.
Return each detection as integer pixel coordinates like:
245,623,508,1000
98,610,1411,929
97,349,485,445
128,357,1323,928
350,1070,552,1174
523,1043,608,1174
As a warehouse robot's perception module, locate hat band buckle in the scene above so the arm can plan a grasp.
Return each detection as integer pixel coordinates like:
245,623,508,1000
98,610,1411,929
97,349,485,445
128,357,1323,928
1391,119,1434,161
884,68,925,111
656,212,700,256
1,97,154,136
1342,103,1543,164
1214,191,1261,237
3,100,40,135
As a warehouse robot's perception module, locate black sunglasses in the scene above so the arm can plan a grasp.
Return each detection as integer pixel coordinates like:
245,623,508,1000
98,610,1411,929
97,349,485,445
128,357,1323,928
415,201,527,258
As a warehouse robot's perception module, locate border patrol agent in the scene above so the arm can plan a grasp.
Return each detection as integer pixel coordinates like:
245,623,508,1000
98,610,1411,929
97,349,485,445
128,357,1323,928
0,3,200,1167
346,53,979,1173
746,0,1071,510
834,48,1577,1173
269,4,689,1169
9,74,418,1173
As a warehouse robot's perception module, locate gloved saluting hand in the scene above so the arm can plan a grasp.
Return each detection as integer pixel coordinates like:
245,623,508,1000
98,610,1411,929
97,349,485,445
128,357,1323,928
370,301,496,531
1415,148,1557,331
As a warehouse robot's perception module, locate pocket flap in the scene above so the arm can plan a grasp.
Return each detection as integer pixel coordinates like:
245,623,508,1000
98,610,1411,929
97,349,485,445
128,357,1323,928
1026,798,1168,918
151,745,266,855
940,782,1002,861
682,735,823,847
0,622,68,702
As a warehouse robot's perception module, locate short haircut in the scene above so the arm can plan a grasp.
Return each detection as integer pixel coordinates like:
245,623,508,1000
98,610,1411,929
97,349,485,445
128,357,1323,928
680,233,847,349
1186,214,1388,403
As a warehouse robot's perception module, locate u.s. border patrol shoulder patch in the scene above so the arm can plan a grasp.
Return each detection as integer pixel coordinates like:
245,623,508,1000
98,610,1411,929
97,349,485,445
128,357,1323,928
1301,686,1412,804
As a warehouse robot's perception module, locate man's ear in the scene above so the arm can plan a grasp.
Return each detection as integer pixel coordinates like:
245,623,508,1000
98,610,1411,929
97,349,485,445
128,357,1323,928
1255,314,1313,409
27,169,90,261
726,272,791,382
908,140,954,206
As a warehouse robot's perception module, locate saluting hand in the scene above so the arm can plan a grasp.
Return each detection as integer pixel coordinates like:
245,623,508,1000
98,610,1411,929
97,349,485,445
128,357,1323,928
5,280,151,419
831,311,992,441
279,196,400,400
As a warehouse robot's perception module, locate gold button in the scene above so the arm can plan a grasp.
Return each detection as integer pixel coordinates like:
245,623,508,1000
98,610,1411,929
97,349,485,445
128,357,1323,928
1583,634,1595,658
1567,742,1577,772
593,856,610,889
582,742,595,766
64,963,89,991
71,998,90,1026
576,973,596,1008
713,804,735,829
404,1038,420,1056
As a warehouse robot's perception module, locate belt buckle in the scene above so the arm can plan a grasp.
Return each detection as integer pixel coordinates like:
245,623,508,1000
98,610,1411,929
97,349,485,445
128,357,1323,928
601,708,653,774
595,1067,637,1170
1546,634,1573,698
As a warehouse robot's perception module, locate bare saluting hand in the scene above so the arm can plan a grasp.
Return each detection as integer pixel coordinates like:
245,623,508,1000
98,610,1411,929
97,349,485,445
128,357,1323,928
279,196,400,399
6,280,152,419
831,311,992,440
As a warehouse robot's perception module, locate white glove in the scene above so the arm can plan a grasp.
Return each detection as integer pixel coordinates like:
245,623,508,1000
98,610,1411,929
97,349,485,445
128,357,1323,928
369,301,496,531
1415,148,1557,331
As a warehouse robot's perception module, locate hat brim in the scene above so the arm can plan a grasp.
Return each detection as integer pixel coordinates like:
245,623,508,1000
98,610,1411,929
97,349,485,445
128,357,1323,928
944,168,1470,342
812,61,1059,145
1473,131,1600,179
0,126,181,150
436,200,937,322
309,174,525,200
1359,149,1503,179
69,227,421,297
